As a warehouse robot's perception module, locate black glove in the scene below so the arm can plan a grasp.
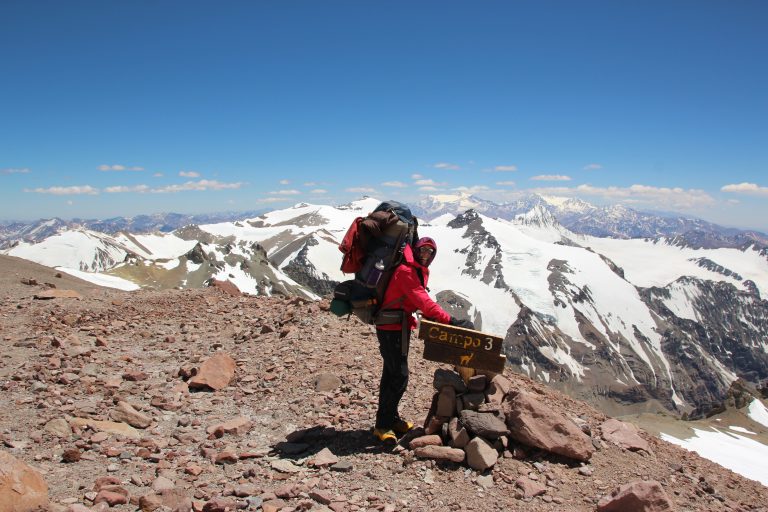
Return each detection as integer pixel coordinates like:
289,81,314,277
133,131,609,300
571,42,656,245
449,316,475,330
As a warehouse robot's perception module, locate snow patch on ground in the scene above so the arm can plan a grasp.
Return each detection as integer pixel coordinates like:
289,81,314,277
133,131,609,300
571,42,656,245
55,267,140,291
660,427,768,486
748,399,768,429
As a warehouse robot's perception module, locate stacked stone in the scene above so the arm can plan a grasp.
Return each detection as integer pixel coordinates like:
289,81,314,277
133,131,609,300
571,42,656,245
409,368,595,471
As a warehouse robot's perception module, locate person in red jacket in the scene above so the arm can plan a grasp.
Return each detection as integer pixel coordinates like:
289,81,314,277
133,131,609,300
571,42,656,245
373,236,474,443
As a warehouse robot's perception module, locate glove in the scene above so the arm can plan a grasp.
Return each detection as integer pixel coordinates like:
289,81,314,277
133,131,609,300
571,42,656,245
449,316,475,330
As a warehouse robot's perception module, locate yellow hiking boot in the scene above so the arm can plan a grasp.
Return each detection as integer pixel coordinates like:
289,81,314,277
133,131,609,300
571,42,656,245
373,428,397,444
392,419,414,436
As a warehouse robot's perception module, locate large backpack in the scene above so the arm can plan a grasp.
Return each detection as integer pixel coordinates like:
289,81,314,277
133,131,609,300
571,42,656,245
331,200,418,324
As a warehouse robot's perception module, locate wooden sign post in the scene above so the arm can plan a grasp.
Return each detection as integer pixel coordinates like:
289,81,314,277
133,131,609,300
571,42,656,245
417,319,506,374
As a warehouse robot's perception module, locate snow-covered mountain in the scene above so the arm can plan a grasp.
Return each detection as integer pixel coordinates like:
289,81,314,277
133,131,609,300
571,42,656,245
0,210,268,249
413,192,768,246
4,196,768,418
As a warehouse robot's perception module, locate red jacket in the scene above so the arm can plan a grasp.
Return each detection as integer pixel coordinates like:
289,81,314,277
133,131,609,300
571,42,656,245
377,244,452,331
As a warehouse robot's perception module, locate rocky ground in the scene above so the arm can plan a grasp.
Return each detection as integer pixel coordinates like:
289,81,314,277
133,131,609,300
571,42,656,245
1,254,767,512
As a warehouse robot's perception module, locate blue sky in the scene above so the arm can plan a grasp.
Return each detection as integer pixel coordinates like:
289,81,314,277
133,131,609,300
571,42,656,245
1,1,767,230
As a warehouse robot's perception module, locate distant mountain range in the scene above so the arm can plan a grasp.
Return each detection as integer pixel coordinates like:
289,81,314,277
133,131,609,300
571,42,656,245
412,193,768,248
3,195,768,418
0,210,269,249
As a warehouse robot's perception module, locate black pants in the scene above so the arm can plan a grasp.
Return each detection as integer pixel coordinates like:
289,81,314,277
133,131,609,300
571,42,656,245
375,328,409,429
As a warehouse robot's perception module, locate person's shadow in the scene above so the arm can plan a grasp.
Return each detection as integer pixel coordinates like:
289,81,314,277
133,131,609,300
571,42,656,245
271,424,424,460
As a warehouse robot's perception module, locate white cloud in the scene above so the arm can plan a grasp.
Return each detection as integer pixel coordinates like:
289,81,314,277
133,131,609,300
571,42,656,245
1,167,31,175
493,165,518,172
454,185,491,194
531,175,572,181
153,172,164,177
104,185,151,193
179,171,201,178
411,173,424,180
66,200,73,205
721,182,768,197
496,181,516,186
268,189,301,195
279,179,291,185
153,180,244,193
414,179,446,187
583,163,603,171
98,164,143,172
529,183,716,210
310,189,328,194
382,181,408,188
346,187,376,194
304,181,318,186
256,197,289,204
25,185,99,195
418,186,440,191
433,162,460,170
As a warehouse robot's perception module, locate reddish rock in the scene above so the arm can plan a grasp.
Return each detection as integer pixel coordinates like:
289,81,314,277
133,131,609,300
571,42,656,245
123,370,149,381
464,437,498,471
207,280,241,297
61,448,81,463
111,401,152,429
313,373,342,392
94,490,129,506
188,353,236,391
309,447,339,467
408,435,442,450
214,450,238,464
601,418,651,453
485,375,513,406
34,289,82,300
503,390,594,462
0,450,49,512
413,445,465,463
261,499,287,512
139,494,163,512
202,496,239,512
205,417,252,438
515,476,547,498
597,480,674,512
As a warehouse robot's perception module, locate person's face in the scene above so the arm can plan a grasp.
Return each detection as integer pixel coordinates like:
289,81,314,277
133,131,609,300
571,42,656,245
417,245,435,266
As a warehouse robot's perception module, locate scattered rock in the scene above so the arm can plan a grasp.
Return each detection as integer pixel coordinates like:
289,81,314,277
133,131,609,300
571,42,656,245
188,353,236,391
597,480,674,511
0,450,49,512
33,289,82,300
313,372,342,392
601,418,651,453
111,401,153,429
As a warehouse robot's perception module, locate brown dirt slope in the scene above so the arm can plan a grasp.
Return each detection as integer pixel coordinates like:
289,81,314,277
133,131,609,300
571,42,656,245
1,256,766,511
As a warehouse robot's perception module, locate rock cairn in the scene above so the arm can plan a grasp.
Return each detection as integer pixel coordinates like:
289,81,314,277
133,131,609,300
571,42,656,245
409,368,595,471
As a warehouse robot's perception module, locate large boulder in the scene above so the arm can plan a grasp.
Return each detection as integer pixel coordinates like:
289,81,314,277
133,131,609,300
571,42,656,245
188,353,236,391
601,418,651,453
502,390,594,461
597,480,674,512
0,451,49,512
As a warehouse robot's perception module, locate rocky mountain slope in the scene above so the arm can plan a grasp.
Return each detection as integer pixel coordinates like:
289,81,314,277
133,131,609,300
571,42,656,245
1,255,766,511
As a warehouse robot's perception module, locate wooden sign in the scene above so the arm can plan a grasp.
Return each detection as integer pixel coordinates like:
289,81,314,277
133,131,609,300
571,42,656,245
417,319,506,373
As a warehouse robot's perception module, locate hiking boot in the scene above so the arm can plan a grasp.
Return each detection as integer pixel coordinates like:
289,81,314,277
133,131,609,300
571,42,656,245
392,419,414,435
373,428,397,444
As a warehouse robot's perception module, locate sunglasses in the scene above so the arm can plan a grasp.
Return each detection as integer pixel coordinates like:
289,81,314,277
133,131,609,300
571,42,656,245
418,247,435,254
